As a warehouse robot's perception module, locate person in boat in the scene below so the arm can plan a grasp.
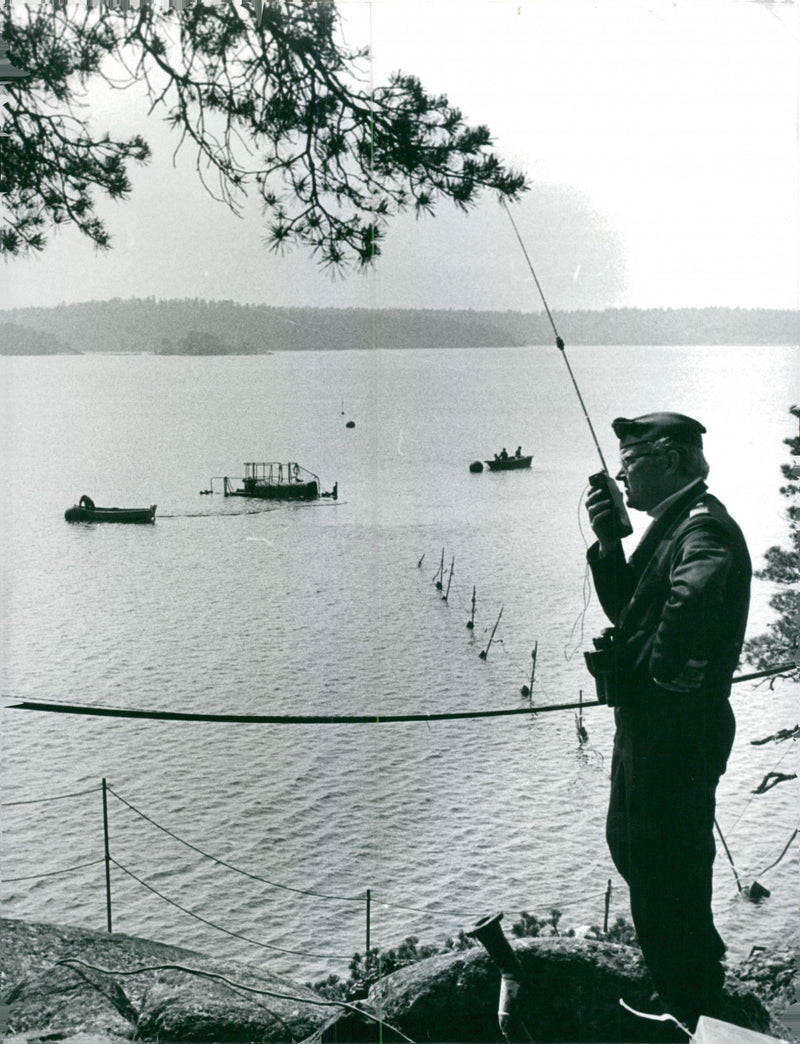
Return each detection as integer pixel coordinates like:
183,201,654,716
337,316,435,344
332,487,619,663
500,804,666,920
584,412,751,1032
515,446,522,458
78,494,95,510
500,447,508,460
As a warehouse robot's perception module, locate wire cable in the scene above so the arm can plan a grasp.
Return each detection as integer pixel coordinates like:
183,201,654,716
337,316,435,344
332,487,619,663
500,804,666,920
109,857,354,961
3,858,105,883
722,742,798,839
107,786,364,902
754,826,799,877
1,785,98,807
54,957,415,1043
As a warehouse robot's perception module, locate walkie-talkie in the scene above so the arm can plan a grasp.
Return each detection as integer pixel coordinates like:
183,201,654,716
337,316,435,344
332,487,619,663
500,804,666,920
588,471,633,538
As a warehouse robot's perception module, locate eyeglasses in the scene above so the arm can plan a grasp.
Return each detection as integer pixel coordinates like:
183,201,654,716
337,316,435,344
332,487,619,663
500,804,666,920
618,451,664,472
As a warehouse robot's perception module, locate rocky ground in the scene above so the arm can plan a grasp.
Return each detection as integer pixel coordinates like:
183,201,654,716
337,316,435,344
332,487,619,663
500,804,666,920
1,918,796,1043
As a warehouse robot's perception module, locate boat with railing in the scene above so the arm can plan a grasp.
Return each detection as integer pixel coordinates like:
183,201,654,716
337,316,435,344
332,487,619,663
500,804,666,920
211,462,337,501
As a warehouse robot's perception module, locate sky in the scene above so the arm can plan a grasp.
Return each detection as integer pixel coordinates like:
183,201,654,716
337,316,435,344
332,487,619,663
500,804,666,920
1,0,799,313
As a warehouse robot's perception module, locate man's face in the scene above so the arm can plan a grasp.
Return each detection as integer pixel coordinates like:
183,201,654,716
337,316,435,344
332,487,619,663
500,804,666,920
615,447,673,512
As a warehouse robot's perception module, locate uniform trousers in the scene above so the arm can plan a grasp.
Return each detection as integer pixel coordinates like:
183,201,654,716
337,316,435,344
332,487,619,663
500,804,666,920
606,691,736,1027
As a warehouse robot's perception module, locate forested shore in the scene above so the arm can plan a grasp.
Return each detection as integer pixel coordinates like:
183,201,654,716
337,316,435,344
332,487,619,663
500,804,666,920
1,300,798,355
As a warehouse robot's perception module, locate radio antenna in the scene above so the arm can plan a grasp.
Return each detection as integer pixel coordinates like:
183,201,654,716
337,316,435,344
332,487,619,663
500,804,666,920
501,199,610,475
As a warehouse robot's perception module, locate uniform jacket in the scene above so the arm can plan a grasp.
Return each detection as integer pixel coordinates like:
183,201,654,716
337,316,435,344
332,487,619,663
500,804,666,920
587,481,751,699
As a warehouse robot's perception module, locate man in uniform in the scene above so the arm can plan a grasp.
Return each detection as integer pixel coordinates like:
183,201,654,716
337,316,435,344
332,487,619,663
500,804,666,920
584,412,751,1032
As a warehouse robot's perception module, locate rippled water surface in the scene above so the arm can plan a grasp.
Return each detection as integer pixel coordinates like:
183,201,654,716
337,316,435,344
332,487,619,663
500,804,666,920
2,345,798,982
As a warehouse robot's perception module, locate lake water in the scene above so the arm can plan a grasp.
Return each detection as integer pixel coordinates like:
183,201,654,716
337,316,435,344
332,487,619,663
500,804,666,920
1,344,798,984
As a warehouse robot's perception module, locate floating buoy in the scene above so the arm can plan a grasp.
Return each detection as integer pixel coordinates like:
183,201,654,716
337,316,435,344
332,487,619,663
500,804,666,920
469,460,483,473
346,420,356,429
745,880,771,902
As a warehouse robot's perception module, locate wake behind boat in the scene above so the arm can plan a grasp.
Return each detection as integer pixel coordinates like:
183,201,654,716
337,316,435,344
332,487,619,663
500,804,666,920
65,495,156,524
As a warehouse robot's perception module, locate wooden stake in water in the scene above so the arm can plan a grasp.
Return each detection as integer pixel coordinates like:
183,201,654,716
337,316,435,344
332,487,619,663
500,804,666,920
714,817,743,893
417,552,425,568
480,607,503,660
443,555,455,602
467,585,476,630
521,641,538,701
435,547,445,590
102,777,112,933
575,688,589,745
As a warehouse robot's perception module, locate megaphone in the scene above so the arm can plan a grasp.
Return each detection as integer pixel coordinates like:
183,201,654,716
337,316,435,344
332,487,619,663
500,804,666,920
466,913,533,1043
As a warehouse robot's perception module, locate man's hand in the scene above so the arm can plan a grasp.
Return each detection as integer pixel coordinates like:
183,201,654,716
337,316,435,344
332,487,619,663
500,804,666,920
654,659,707,693
586,482,622,555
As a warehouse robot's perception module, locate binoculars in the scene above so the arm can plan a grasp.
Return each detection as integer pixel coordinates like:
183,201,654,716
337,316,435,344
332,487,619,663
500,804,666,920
584,627,629,707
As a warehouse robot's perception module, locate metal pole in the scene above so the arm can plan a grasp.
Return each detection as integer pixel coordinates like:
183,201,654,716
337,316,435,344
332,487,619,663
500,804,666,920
365,888,371,953
102,778,112,932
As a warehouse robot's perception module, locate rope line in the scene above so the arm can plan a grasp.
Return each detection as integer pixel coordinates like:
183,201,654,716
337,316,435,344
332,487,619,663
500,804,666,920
55,958,416,1043
109,857,354,960
755,826,799,877
370,887,609,922
740,822,800,879
4,699,553,723
107,785,614,933
107,786,364,902
563,486,595,663
722,743,797,839
3,858,105,883
6,662,791,725
107,789,611,931
1,785,98,807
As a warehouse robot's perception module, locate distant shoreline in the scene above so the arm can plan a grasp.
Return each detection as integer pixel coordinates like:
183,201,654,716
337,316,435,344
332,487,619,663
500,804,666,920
1,301,798,355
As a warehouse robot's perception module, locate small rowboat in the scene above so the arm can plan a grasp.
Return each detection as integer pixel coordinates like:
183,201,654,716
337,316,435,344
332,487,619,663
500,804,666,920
485,454,532,472
65,504,157,524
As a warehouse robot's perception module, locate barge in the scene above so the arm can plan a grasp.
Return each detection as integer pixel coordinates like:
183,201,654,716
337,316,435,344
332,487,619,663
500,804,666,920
214,462,337,502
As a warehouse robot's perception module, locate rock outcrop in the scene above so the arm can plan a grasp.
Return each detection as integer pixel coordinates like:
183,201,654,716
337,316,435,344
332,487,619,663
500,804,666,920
1,918,793,1043
315,937,787,1043
1,918,339,1043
